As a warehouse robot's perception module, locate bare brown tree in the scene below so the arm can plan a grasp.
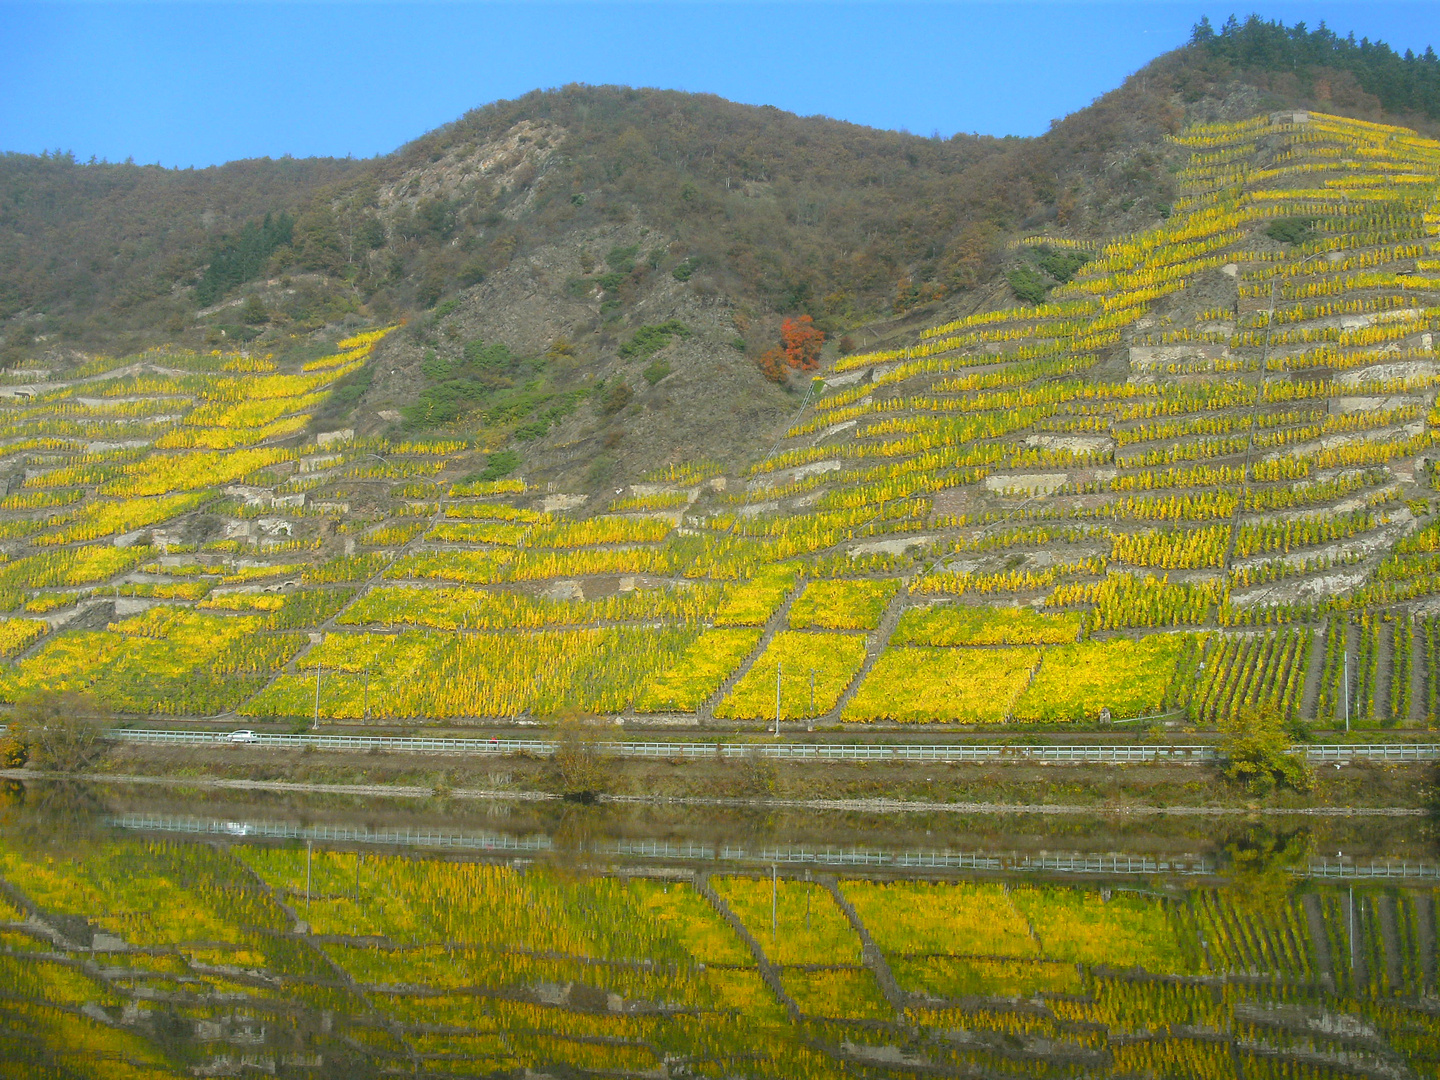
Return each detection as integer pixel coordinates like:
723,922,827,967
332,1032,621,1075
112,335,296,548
13,691,112,773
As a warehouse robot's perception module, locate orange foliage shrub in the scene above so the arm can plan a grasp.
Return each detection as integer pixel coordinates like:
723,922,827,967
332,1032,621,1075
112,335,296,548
756,315,825,382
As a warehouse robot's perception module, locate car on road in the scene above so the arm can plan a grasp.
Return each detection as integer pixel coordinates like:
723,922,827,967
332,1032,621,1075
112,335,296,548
227,730,258,744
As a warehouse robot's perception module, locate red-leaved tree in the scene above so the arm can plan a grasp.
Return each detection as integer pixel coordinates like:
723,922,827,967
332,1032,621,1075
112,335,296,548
757,316,825,383
780,315,824,371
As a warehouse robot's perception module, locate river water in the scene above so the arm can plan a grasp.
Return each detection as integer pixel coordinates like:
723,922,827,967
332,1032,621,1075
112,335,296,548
0,779,1437,1077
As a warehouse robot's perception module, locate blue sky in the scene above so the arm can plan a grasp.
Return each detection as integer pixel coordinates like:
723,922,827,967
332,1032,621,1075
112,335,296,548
1,2,1437,168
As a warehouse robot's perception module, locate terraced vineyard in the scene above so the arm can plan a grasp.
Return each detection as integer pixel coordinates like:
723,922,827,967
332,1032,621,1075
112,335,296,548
2,833,1438,1076
4,111,1440,726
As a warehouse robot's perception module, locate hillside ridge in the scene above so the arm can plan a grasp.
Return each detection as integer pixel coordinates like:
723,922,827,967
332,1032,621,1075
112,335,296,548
9,14,1438,373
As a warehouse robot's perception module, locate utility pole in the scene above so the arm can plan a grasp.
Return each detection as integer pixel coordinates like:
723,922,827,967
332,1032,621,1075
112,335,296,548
809,668,815,716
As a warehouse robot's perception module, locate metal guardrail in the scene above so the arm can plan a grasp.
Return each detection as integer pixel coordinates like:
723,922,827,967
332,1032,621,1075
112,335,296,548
108,812,1440,882
98,728,1440,764
1298,743,1440,762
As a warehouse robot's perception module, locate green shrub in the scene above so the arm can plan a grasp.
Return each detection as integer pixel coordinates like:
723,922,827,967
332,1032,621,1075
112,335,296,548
404,338,563,431
620,320,692,360
1008,267,1049,305
586,453,617,487
419,350,451,379
643,359,671,385
479,450,520,480
310,362,374,429
605,244,640,274
1035,247,1092,284
463,339,516,370
1220,707,1315,795
415,273,445,309
241,295,269,324
1265,216,1317,244
551,712,613,794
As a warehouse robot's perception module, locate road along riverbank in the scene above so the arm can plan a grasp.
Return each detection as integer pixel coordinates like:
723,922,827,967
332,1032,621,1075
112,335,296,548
101,727,1440,764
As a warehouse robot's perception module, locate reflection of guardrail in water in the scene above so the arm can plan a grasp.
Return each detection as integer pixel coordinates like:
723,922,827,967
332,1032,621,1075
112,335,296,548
112,813,555,854
108,812,1440,882
98,729,1440,764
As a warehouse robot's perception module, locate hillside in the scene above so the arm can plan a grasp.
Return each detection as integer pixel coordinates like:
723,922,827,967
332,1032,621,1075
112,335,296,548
5,18,1438,353
0,153,366,356
6,18,1440,497
0,109,1435,729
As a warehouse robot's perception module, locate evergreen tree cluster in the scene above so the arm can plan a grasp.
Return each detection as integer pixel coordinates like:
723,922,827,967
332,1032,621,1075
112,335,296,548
194,211,294,306
1193,15,1440,119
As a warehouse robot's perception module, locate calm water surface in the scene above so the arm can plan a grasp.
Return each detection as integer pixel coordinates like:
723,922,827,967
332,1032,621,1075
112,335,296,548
0,780,1437,1078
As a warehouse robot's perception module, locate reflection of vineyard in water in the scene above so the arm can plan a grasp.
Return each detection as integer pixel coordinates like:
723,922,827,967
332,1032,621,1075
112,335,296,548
1,831,1439,1077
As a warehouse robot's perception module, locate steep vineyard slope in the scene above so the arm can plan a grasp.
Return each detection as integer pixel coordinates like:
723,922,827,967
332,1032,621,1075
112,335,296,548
0,110,1438,728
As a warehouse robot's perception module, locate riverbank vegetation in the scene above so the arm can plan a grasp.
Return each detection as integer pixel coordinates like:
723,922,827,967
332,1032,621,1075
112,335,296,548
75,741,1434,811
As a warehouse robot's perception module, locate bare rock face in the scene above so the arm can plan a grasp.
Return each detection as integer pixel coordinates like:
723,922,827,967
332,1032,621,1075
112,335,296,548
357,206,794,489
984,473,1069,496
376,120,568,226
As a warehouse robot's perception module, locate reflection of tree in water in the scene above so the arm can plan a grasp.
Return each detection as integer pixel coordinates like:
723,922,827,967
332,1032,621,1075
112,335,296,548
1218,823,1315,908
547,802,614,875
2,778,109,859
0,777,22,812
